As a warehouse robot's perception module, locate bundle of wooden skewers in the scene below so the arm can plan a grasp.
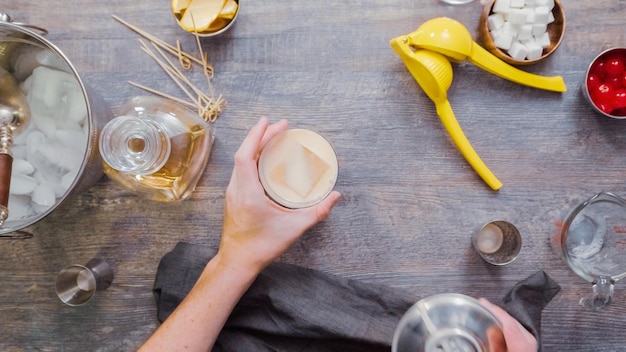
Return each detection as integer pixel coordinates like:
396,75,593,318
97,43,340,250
112,15,226,123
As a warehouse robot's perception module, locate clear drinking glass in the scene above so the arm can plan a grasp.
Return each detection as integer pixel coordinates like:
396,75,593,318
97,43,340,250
559,192,626,309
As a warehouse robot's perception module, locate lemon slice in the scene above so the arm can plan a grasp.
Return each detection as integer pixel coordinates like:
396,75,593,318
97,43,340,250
207,18,229,32
179,0,227,32
172,0,192,15
218,0,238,20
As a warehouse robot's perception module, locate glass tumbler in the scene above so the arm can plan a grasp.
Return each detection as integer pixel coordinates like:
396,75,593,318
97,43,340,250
559,192,626,309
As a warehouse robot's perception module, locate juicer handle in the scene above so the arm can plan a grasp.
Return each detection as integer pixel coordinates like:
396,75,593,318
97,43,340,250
468,43,567,93
0,152,12,226
435,100,502,191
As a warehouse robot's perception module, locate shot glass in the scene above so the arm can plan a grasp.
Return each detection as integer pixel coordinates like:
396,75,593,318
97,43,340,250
472,220,522,265
55,258,114,306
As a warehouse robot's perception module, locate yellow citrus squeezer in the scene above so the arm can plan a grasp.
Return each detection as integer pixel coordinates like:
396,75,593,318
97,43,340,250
391,38,502,191
391,17,567,190
407,17,567,92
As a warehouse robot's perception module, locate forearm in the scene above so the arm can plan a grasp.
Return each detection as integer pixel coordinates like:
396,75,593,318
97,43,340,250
139,253,258,352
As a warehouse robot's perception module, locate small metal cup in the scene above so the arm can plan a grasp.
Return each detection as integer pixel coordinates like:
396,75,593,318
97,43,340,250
392,293,505,352
472,221,522,265
582,47,626,119
55,258,114,306
171,0,240,37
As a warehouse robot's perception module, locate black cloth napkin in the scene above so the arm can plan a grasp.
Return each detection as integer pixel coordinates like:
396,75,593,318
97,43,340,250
500,270,561,351
153,242,560,351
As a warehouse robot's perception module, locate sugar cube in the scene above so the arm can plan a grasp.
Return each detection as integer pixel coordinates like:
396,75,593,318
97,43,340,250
536,32,551,47
510,0,525,8
518,24,533,41
487,13,505,31
508,8,528,25
525,41,544,60
508,41,529,61
532,23,547,37
494,32,514,50
534,6,550,24
493,0,512,14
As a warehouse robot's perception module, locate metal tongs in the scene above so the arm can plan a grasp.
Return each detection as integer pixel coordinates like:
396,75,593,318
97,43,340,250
0,68,31,226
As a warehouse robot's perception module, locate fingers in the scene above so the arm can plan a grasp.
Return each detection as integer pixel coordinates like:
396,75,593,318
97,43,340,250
232,117,277,190
479,298,538,352
296,191,341,228
234,117,269,164
259,119,288,150
315,191,341,221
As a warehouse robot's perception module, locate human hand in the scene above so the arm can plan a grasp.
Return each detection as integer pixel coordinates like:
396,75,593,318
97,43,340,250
217,117,341,274
479,298,538,352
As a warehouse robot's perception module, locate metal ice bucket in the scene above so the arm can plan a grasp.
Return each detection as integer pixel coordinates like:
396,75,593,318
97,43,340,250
0,14,110,238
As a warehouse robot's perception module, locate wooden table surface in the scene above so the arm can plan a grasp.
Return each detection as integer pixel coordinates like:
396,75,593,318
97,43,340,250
2,0,626,350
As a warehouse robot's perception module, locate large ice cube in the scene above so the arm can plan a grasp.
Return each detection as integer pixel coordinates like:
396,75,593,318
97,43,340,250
270,142,329,198
6,195,35,221
31,183,56,207
25,131,46,158
9,174,37,195
12,158,35,175
53,129,88,153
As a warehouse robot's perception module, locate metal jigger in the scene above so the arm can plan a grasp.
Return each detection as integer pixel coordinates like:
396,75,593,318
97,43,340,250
0,68,30,227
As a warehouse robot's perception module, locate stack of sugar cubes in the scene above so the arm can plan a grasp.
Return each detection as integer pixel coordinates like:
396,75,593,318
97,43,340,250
487,0,556,61
7,48,89,222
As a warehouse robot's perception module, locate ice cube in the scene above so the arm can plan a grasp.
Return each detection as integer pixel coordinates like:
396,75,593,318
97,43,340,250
31,183,56,206
61,169,78,190
28,151,62,185
29,105,57,137
59,147,84,172
56,120,83,132
49,180,68,198
13,120,35,146
12,158,35,175
53,129,88,153
64,84,88,124
35,50,68,72
10,174,37,195
20,75,33,96
11,145,27,160
30,66,65,108
25,131,46,157
43,144,82,172
274,143,329,198
11,45,43,81
7,194,35,220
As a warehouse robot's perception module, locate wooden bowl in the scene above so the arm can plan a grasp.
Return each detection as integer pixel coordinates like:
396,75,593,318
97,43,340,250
479,0,565,66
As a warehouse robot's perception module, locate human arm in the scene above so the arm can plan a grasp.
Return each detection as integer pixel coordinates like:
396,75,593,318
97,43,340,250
479,298,538,352
138,116,341,351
